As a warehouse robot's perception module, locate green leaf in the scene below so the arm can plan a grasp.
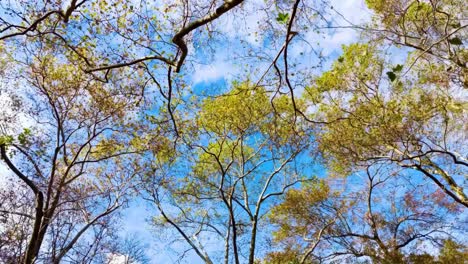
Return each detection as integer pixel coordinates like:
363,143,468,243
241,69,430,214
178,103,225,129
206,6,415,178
337,56,344,63
448,37,463,45
451,22,461,28
18,128,32,145
0,135,13,145
276,13,289,24
392,64,403,72
387,71,396,82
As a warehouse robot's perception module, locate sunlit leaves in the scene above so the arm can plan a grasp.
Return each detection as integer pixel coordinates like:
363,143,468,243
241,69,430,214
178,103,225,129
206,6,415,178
276,12,290,24
269,179,331,242
17,128,32,146
365,0,467,75
197,82,270,135
439,239,468,263
0,135,13,145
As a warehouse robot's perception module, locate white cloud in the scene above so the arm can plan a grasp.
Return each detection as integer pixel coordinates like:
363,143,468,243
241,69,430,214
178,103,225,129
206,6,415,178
330,0,372,25
189,0,373,85
322,29,357,55
192,60,239,84
107,253,130,264
0,164,11,186
294,0,371,58
216,1,270,46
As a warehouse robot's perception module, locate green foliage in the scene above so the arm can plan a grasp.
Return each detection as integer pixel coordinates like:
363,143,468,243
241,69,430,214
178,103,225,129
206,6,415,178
365,0,466,77
267,179,337,261
0,135,13,145
386,71,396,82
304,43,466,180
276,13,290,24
439,239,468,264
197,83,271,135
448,37,463,45
387,64,405,82
196,81,302,144
17,128,32,145
0,0,465,263
407,253,437,264
262,248,312,264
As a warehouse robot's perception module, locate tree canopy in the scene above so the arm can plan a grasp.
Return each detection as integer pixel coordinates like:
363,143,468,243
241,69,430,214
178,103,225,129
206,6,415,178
0,0,466,263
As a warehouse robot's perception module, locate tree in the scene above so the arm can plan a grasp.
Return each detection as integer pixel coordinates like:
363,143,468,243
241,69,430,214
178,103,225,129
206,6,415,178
104,234,150,264
0,0,465,262
0,0,245,74
267,164,464,263
267,179,337,264
366,0,467,73
303,42,467,207
0,46,144,263
145,82,313,264
0,181,33,262
439,239,468,264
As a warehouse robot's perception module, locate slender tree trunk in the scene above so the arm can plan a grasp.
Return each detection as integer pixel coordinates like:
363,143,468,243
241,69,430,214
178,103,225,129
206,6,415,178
23,196,44,264
224,219,231,264
229,208,240,264
248,217,258,264
0,144,46,264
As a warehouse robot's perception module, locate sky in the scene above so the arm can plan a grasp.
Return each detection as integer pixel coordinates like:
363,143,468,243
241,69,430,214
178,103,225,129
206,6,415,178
189,0,372,86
